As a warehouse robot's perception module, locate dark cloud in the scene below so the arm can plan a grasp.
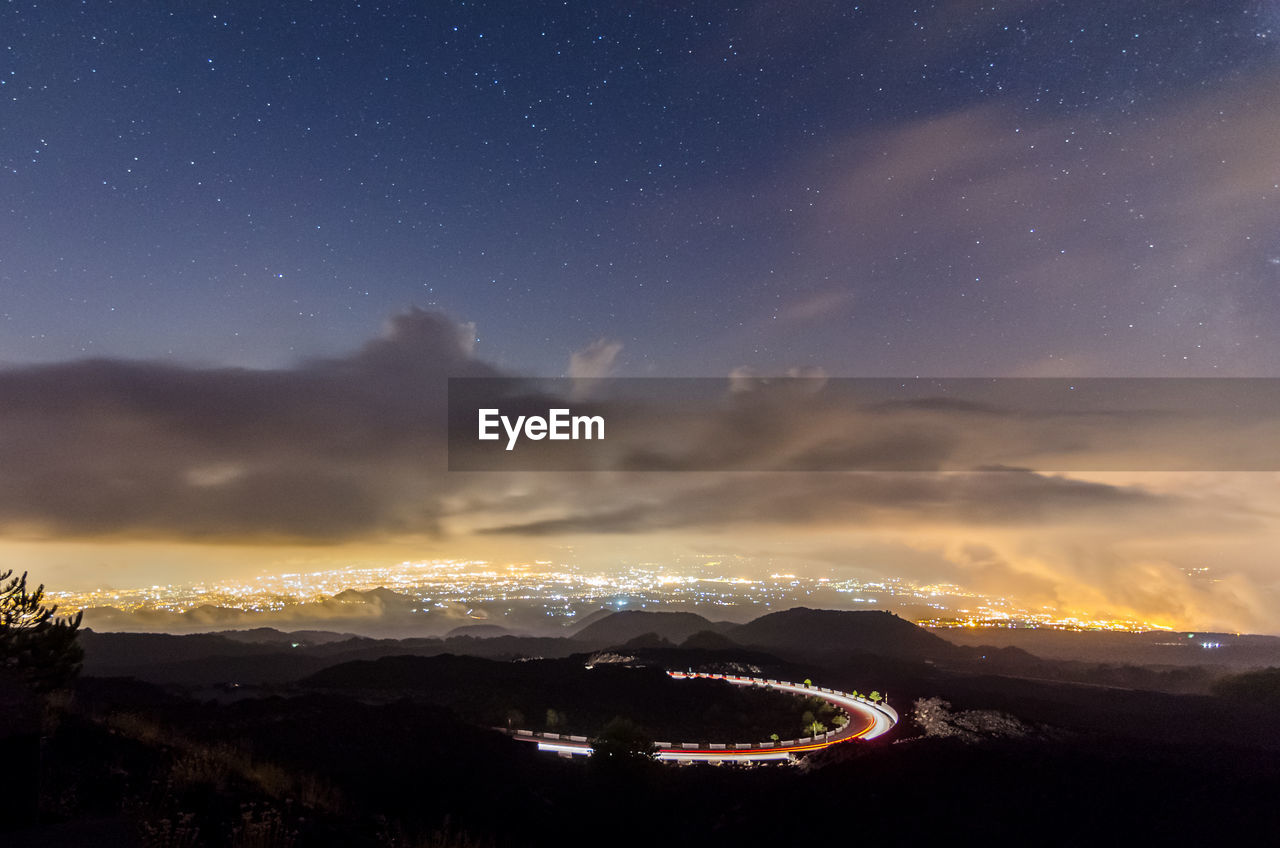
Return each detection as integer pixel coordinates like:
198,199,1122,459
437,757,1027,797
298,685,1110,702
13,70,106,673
476,470,1187,537
0,310,1274,552
0,309,493,541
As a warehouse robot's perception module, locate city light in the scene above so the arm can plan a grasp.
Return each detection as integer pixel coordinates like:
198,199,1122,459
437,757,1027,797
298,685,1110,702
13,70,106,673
48,558,1170,633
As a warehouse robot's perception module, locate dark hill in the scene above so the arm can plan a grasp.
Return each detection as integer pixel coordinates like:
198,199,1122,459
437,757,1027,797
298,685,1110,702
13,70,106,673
1212,667,1280,706
729,608,959,659
681,630,738,650
305,652,536,692
620,632,675,649
445,624,518,638
565,606,617,633
303,653,824,743
572,610,728,647
79,629,595,685
216,628,358,645
80,630,285,670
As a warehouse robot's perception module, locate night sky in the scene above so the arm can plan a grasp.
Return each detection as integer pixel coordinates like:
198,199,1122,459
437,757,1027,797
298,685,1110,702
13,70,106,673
5,1,1278,375
3,2,1280,631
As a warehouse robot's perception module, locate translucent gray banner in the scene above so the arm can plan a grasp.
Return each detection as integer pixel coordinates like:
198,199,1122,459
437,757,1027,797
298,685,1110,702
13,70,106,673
447,378,1280,471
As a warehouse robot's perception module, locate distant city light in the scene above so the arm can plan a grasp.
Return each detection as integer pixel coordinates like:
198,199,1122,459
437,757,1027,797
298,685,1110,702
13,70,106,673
47,557,1170,634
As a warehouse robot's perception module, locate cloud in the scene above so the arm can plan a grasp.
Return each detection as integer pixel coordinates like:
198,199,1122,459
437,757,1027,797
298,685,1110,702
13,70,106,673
454,373,1280,475
732,68,1280,376
476,470,1186,536
568,338,624,399
0,308,494,542
568,338,624,381
2,317,1274,547
779,290,856,323
471,467,1280,632
3,308,1280,632
78,590,482,636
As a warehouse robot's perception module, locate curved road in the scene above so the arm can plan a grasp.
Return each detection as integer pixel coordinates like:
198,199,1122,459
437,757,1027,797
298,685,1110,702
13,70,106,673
508,671,898,763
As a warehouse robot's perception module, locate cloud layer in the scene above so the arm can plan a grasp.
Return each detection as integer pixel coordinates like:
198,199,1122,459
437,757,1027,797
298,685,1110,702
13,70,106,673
0,309,493,540
1,309,1277,631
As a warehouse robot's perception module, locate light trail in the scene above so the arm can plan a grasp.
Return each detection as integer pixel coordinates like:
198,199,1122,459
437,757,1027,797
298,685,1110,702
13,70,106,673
511,671,898,763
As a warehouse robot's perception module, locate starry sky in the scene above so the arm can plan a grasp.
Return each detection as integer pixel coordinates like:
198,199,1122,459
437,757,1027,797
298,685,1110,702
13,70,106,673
5,0,1278,375
3,2,1280,632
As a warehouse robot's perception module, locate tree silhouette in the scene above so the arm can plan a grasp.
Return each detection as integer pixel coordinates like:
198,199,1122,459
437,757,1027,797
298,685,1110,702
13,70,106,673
0,570,83,692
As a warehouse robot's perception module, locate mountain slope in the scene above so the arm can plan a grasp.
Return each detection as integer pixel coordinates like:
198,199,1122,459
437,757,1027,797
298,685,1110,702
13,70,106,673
572,610,729,647
730,608,959,659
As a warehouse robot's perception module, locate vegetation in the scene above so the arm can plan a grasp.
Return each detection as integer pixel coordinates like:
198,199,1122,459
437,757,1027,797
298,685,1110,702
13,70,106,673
1212,667,1280,706
1,570,86,832
305,655,838,743
0,569,84,692
590,717,658,763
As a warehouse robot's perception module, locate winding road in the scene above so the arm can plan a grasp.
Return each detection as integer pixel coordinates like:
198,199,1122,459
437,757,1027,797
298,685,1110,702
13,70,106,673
507,671,898,763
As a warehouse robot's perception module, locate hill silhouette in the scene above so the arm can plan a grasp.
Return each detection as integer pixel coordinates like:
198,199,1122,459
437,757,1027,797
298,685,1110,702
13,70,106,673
78,629,591,685
444,623,519,638
729,608,959,659
566,606,618,632
573,610,729,647
76,608,962,686
680,630,738,650
18,607,1280,845
303,653,825,742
